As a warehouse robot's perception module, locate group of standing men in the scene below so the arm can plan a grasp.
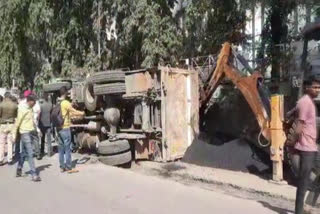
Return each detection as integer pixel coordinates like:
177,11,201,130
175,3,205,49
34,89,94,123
0,86,84,182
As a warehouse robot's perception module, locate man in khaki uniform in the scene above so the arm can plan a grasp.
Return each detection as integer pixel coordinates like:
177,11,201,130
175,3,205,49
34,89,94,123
0,92,18,165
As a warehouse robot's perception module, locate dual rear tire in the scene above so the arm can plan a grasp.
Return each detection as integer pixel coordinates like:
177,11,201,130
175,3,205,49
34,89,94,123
97,140,132,167
84,70,126,111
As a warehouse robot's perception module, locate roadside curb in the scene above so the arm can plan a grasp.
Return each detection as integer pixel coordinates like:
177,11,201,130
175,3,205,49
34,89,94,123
179,172,295,201
133,161,297,202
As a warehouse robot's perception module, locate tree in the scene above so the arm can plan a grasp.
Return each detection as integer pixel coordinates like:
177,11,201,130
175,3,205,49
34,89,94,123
2,0,315,90
184,0,248,57
0,0,52,89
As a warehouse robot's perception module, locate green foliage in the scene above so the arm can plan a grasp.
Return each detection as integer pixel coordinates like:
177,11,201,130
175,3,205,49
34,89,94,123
184,0,248,57
0,0,52,89
256,0,316,76
3,0,311,90
0,0,251,89
121,0,181,67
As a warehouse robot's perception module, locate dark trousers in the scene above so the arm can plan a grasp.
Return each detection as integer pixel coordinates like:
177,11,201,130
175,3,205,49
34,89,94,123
295,151,317,214
31,131,40,158
305,148,320,207
14,137,20,161
40,126,52,156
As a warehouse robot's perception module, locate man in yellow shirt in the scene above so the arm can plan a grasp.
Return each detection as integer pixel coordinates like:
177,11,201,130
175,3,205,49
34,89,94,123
58,86,84,172
13,94,41,182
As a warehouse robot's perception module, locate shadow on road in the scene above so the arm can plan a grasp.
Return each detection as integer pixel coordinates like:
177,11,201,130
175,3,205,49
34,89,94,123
25,164,52,175
258,201,293,214
144,163,186,179
72,159,78,168
76,157,91,165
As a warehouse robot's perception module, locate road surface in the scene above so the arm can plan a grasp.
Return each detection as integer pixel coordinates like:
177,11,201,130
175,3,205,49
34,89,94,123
0,155,288,214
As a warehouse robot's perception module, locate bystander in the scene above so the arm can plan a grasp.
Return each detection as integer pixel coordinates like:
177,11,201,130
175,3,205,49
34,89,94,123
293,77,320,214
56,86,84,173
0,92,18,165
39,93,53,157
13,94,41,182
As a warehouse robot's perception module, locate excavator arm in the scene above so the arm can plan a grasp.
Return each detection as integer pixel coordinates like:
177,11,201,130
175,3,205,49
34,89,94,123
199,42,287,181
200,42,271,141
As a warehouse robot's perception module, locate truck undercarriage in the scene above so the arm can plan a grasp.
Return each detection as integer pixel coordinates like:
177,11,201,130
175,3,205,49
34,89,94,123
44,67,199,166
44,41,319,188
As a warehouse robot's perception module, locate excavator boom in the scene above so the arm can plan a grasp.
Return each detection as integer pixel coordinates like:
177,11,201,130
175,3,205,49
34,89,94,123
200,43,271,141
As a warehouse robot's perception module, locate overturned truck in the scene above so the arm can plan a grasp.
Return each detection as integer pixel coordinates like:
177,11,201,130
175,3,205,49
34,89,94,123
44,40,319,186
44,67,199,166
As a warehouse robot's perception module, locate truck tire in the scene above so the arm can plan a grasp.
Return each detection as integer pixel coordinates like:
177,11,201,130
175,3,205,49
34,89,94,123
43,82,71,93
88,70,125,84
84,82,97,112
97,140,130,155
98,151,132,166
94,83,126,95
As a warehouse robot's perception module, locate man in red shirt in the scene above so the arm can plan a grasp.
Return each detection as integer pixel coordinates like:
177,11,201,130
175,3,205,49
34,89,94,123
294,77,320,214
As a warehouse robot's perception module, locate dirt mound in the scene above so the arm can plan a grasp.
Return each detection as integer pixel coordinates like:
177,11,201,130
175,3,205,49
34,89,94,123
183,136,271,175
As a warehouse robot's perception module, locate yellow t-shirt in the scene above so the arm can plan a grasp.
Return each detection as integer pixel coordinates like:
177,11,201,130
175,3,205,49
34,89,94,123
60,99,84,129
12,103,35,138
61,100,72,129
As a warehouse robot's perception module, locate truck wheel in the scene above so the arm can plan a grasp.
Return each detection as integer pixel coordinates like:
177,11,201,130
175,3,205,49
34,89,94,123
84,82,97,112
98,151,132,166
88,70,125,84
93,82,126,95
43,82,71,93
97,140,130,155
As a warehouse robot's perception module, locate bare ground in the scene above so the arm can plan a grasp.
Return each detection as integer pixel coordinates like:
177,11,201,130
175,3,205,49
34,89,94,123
130,160,320,214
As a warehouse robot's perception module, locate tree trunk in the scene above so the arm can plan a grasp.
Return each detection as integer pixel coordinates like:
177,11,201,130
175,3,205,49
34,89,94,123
299,3,312,97
270,5,282,80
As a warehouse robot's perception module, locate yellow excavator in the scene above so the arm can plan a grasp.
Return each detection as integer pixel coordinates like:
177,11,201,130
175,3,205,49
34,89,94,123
199,42,312,183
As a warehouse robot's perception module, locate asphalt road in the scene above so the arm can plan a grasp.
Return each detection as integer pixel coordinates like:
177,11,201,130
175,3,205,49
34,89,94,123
0,155,281,214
